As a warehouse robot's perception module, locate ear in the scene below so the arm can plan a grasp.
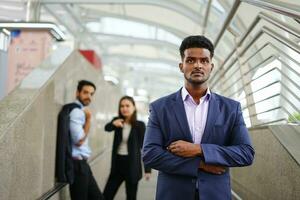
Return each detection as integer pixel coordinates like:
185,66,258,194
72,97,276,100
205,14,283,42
76,90,79,98
211,63,214,72
179,63,183,73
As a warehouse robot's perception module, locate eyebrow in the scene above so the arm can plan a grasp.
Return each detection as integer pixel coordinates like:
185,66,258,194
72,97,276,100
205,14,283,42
185,56,210,59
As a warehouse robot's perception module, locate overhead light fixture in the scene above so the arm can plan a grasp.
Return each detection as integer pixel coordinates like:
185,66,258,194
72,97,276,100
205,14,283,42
1,28,10,36
104,75,119,85
133,95,148,102
0,22,65,41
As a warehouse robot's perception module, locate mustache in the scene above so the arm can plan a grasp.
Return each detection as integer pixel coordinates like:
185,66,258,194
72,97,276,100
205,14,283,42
191,70,204,75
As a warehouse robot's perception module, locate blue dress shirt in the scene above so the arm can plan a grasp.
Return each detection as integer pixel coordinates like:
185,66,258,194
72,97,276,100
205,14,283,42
69,100,91,159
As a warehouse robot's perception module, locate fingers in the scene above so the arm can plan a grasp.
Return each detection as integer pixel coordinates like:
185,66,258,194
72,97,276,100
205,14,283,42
167,145,178,153
200,164,226,175
168,140,188,150
113,119,124,127
167,140,195,157
145,173,151,181
83,108,92,119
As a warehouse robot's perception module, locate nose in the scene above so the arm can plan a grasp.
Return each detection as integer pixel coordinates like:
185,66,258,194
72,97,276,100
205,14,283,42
194,60,201,68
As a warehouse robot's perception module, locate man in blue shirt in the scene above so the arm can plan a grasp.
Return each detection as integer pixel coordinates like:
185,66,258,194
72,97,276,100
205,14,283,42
69,80,104,200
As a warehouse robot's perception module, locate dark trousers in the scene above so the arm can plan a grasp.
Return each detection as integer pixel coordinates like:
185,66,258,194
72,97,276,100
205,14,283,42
103,155,138,200
69,160,104,200
195,189,199,200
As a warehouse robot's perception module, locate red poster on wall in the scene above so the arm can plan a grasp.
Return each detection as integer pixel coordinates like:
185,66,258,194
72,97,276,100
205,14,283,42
79,50,102,70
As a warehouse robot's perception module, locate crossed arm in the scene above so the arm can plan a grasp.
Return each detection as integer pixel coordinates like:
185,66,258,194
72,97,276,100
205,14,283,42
167,140,226,174
69,108,92,146
143,103,254,176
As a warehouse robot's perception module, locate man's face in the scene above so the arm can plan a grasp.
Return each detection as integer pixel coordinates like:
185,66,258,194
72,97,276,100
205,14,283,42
179,48,214,86
76,85,95,106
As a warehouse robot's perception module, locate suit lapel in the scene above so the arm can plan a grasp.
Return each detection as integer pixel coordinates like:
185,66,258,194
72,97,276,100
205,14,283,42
201,93,220,143
171,89,193,142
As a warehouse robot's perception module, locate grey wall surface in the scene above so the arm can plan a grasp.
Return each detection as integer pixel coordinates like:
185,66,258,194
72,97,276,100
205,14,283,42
0,50,120,200
231,126,300,200
0,49,8,100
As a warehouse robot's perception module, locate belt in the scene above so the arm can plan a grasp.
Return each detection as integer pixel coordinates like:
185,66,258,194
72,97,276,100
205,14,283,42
72,156,88,161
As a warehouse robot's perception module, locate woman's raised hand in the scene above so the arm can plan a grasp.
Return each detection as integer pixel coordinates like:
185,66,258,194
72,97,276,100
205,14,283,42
112,118,124,128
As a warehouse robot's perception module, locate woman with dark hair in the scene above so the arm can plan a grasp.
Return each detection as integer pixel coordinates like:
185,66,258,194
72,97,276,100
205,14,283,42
103,96,151,200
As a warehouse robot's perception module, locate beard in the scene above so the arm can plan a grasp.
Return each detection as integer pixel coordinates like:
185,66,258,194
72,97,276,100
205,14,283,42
78,97,91,106
184,73,210,85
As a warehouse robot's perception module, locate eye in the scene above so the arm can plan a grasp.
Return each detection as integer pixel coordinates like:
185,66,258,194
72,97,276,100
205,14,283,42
200,59,209,64
186,59,194,64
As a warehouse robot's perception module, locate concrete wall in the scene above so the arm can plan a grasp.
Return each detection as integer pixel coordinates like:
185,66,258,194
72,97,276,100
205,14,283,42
0,50,120,200
231,126,300,200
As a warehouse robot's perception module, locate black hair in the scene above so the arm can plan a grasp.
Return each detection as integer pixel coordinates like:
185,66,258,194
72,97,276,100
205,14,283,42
179,35,214,59
77,80,96,92
118,96,137,125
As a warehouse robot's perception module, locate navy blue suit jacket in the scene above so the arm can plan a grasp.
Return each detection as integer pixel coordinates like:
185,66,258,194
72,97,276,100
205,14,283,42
142,89,254,200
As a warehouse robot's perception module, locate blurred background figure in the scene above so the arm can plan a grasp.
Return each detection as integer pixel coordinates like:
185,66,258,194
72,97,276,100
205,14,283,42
103,96,151,200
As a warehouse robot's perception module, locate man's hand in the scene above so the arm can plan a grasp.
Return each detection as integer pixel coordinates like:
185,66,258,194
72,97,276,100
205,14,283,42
112,118,124,128
167,140,202,157
199,161,226,175
144,173,151,181
83,108,92,120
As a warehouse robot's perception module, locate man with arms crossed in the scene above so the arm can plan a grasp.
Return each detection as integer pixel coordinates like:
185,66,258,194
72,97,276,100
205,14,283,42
69,80,104,200
143,35,254,200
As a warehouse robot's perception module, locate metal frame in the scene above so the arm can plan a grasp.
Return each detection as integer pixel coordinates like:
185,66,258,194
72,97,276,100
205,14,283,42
40,0,203,23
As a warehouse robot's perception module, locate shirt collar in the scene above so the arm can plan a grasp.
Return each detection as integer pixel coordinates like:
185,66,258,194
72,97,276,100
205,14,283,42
181,86,211,102
75,100,84,108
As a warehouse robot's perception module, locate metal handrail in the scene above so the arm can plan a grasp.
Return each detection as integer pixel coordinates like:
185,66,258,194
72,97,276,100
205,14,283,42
37,183,67,200
246,106,282,118
262,43,300,71
220,52,300,94
243,88,300,116
244,106,296,127
36,149,107,200
250,118,287,127
245,102,298,124
211,11,300,86
239,42,300,72
241,0,300,19
211,26,300,88
221,60,300,96
214,0,241,47
241,93,280,110
227,72,300,105
214,10,300,80
219,55,275,93
211,0,300,127
240,42,270,65
202,0,212,35
239,42,300,77
254,26,300,55
227,80,280,99
213,0,300,47
225,73,300,116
